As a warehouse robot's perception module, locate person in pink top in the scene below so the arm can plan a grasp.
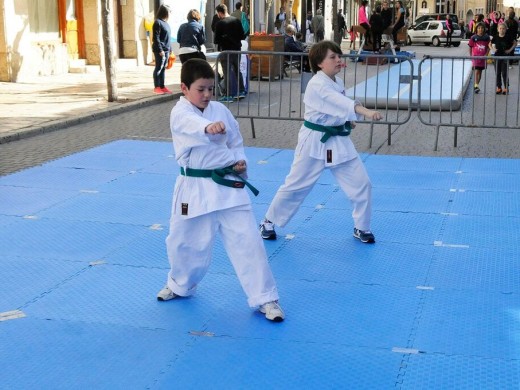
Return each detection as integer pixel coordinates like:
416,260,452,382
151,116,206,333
358,0,371,45
468,22,490,93
445,14,453,47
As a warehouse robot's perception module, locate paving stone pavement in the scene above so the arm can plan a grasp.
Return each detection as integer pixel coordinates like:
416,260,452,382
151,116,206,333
1,42,520,177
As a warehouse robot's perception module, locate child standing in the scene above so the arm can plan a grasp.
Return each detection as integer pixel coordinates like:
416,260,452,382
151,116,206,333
468,22,490,93
157,59,284,322
489,22,517,94
259,40,382,244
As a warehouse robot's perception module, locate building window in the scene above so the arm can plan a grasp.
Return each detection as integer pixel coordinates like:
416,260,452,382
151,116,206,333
28,0,59,39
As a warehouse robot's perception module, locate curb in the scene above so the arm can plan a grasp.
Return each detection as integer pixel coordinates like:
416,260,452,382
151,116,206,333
0,92,182,145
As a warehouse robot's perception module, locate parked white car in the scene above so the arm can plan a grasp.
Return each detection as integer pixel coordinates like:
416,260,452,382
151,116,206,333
407,20,462,47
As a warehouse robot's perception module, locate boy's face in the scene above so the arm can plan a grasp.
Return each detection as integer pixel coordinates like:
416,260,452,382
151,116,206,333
318,49,343,78
498,24,506,35
181,78,214,110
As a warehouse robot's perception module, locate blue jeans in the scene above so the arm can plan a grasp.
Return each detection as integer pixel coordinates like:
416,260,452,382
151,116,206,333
153,51,169,88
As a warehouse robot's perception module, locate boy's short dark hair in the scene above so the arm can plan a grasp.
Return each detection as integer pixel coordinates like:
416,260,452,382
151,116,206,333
181,59,214,88
235,2,242,10
308,40,342,73
216,4,227,14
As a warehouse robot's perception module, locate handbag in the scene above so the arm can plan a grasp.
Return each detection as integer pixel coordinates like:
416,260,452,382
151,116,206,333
166,54,175,69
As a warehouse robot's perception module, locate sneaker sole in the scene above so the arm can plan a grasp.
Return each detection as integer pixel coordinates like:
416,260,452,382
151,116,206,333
261,233,277,240
157,291,177,301
157,295,176,301
353,234,375,244
259,309,284,322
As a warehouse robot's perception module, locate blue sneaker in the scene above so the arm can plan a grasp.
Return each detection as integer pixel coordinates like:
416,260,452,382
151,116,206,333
353,228,375,243
218,96,234,103
232,91,247,100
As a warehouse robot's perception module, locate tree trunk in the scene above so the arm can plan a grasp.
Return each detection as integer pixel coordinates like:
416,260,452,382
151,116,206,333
285,0,294,32
100,0,118,102
265,0,273,32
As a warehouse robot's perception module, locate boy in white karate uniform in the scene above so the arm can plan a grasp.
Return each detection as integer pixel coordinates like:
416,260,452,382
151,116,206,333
260,40,382,243
157,59,284,322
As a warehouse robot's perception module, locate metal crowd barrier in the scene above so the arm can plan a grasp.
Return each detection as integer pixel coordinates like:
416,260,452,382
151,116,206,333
212,50,520,150
417,55,520,150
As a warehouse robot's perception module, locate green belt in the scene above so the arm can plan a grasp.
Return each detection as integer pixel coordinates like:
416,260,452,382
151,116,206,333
304,120,352,143
180,165,259,196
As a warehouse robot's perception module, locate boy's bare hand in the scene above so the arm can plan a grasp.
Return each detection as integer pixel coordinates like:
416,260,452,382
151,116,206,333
370,111,383,121
233,160,247,174
205,121,226,134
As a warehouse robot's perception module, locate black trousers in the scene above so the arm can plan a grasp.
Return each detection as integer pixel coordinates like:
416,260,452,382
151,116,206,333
371,31,382,51
360,22,371,44
392,21,404,45
445,30,452,46
220,52,245,95
495,59,509,88
179,51,206,64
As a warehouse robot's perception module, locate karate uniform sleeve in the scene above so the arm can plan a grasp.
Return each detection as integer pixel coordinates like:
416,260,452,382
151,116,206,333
170,99,213,147
304,77,358,123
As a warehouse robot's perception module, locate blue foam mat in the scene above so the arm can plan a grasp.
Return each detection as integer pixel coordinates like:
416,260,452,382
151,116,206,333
427,246,520,293
401,353,520,389
413,289,520,359
154,338,404,389
1,140,519,388
0,317,189,389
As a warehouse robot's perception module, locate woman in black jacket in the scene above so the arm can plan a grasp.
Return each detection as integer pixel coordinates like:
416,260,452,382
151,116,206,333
152,4,172,94
177,9,206,64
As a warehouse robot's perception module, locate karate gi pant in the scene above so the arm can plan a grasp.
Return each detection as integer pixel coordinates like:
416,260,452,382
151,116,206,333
266,155,372,231
165,204,279,308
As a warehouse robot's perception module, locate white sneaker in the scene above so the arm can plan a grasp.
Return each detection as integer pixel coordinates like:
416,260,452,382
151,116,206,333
157,285,177,301
259,301,285,322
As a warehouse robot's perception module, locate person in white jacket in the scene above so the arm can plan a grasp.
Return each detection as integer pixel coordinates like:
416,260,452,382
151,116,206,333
260,40,382,244
157,59,284,322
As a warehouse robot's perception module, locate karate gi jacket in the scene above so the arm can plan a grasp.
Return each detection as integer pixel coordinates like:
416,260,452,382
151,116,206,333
169,97,250,219
299,71,361,166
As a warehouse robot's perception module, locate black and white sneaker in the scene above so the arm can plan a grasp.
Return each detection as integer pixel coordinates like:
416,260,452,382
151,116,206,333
260,219,277,240
353,228,375,243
